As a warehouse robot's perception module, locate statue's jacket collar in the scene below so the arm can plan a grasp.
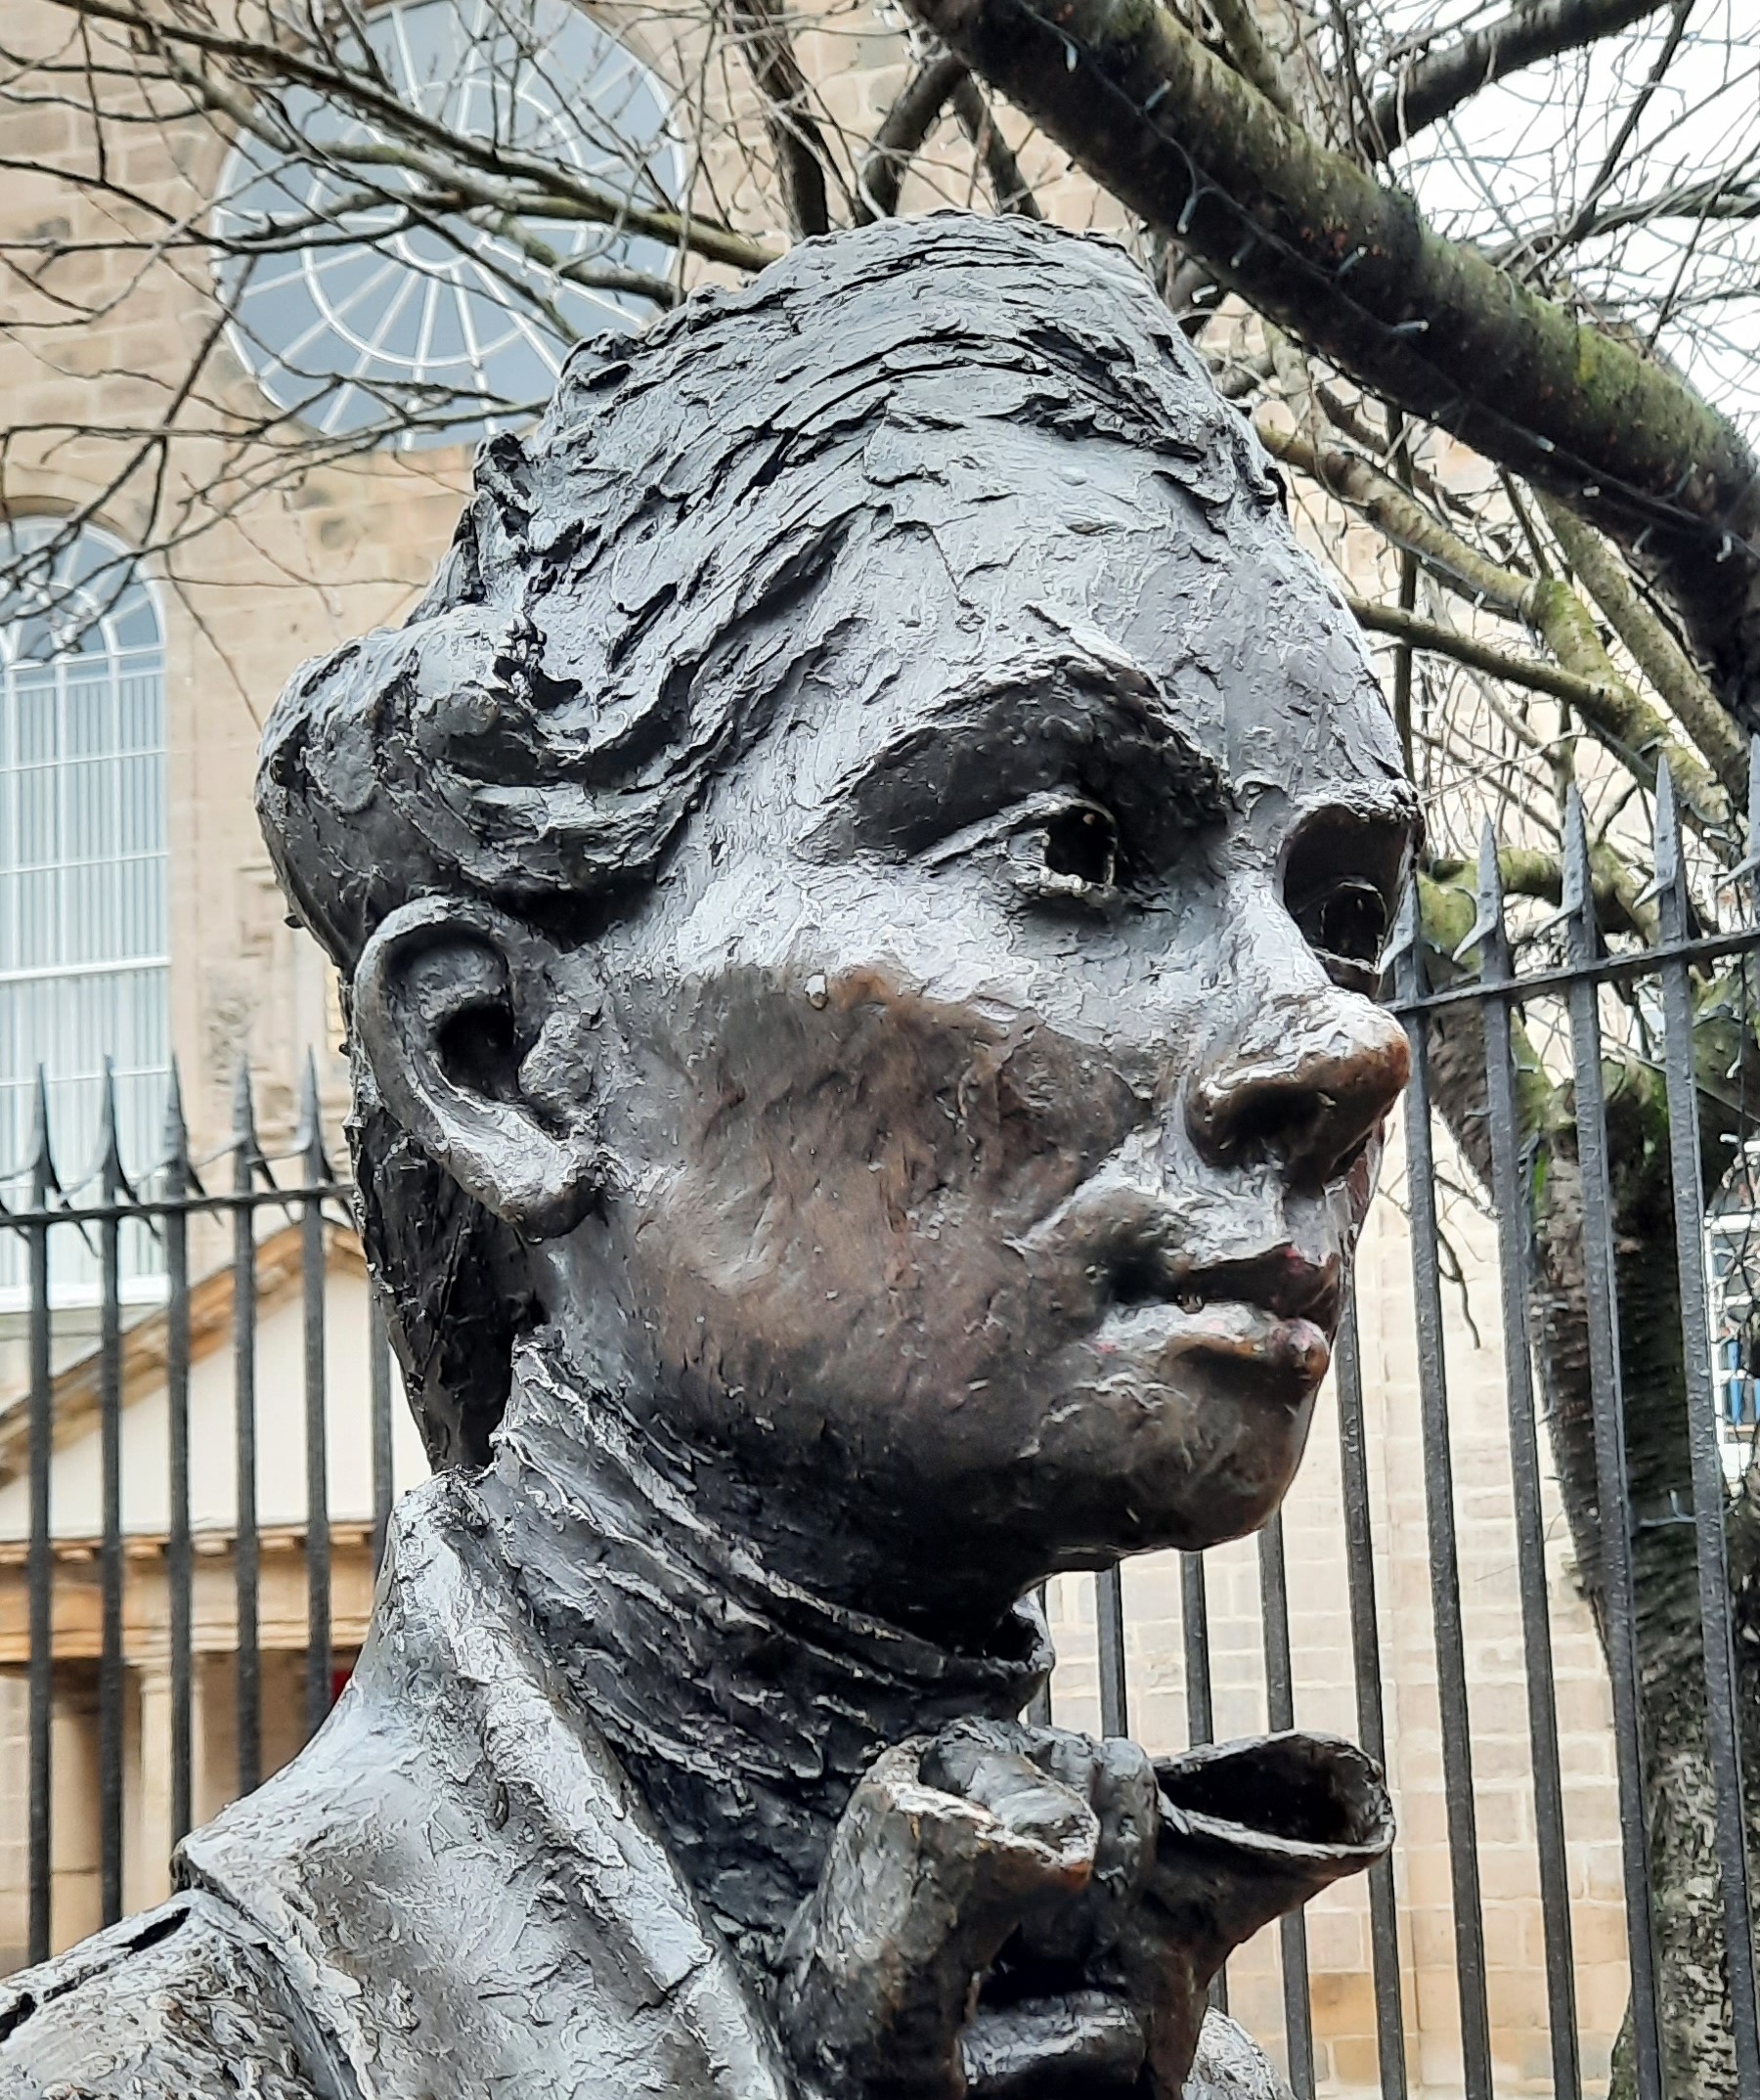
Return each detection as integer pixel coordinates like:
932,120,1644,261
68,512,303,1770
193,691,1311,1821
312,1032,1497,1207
179,1470,797,2100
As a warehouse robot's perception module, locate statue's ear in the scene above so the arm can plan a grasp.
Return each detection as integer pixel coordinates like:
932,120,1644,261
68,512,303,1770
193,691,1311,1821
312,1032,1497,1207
353,897,600,1238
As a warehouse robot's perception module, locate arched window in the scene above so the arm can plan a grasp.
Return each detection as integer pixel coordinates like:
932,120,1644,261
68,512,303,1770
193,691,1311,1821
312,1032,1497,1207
212,0,682,448
0,522,168,1242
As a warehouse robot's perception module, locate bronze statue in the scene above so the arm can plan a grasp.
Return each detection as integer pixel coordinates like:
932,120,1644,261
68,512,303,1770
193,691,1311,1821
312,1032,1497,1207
0,212,1413,2099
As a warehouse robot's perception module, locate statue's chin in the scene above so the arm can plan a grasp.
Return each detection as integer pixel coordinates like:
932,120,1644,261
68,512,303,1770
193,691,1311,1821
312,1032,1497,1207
993,1346,1323,1566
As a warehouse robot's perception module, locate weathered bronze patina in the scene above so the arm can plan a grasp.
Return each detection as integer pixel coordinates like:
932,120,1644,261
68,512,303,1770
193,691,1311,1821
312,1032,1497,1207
0,212,1414,2099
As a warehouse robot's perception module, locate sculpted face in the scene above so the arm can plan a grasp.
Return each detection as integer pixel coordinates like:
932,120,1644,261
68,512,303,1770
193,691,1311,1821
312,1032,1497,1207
474,417,1416,1630
251,226,1407,2100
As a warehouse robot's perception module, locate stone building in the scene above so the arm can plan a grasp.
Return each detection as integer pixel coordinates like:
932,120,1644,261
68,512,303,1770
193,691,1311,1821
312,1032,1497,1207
0,4,1633,2090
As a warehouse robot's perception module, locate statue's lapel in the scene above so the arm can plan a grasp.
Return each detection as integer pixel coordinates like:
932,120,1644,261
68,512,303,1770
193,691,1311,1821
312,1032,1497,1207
180,1474,797,2100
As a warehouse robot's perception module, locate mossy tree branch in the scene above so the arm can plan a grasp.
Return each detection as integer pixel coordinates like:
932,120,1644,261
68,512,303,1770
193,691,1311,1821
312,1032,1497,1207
1260,420,1733,832
897,0,1760,720
1535,491,1747,801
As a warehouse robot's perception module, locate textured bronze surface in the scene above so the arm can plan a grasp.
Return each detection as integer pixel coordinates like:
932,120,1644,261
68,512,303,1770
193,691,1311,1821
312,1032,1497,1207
1,212,1413,2098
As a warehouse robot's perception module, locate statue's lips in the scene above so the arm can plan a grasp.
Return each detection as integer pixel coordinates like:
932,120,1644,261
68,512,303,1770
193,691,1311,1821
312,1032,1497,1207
1091,1299,1331,1396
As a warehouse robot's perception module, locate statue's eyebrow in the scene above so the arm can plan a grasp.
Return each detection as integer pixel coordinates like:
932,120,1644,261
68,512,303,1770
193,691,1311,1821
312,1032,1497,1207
818,641,1235,858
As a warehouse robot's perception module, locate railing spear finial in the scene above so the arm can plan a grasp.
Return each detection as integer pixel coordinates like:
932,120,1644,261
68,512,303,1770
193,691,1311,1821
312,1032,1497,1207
1562,789,1589,914
161,1058,188,1167
98,1057,123,1201
1451,817,1507,968
28,1066,55,1204
1386,873,1423,998
296,1049,330,1183
231,1054,262,1196
1637,758,1683,915
1567,788,1601,949
1534,787,1595,948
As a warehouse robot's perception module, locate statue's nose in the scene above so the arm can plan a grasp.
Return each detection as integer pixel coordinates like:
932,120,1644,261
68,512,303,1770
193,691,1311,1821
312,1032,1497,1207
1185,987,1409,1190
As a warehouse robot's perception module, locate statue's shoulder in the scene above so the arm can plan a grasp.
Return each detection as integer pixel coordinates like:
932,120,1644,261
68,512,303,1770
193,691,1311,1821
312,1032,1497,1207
0,1891,327,2099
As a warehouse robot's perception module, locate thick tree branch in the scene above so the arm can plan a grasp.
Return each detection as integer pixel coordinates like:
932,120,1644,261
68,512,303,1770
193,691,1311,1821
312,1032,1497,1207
728,0,837,238
858,51,967,220
1260,420,1733,829
1349,595,1643,712
1535,490,1746,800
948,72,1041,217
1426,841,1656,941
1259,419,1529,610
1363,0,1674,157
897,0,1760,720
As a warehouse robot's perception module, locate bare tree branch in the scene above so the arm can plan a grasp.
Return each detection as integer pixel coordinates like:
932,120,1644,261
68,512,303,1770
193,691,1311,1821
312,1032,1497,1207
42,0,777,272
1534,173,1760,248
1518,0,1695,271
858,50,967,221
1363,0,1675,158
897,0,1760,720
726,0,837,237
948,71,1040,217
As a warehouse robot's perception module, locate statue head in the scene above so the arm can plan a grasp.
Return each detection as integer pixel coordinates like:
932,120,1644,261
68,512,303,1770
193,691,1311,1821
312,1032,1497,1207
257,213,1416,1635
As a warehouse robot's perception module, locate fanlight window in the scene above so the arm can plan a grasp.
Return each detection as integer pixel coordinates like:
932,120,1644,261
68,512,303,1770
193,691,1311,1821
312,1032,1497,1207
212,0,682,447
0,522,167,1292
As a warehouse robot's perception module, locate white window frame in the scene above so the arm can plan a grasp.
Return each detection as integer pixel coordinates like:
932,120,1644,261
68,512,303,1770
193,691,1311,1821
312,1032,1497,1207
0,520,169,1305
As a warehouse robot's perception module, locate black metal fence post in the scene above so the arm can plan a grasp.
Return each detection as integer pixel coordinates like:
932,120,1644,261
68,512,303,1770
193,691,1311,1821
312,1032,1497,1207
1334,1289,1408,2100
1650,764,1760,2096
96,1064,124,1927
1393,882,1496,2100
299,1054,331,1742
1560,790,1663,2100
1470,825,1580,2100
231,1059,262,1800
162,1066,195,1850
1180,1549,1226,2015
1095,1564,1128,1738
24,1071,54,1965
1259,1509,1315,2098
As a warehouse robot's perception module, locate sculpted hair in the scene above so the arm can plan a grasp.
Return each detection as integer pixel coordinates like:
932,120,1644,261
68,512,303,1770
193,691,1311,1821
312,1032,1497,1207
255,210,1278,1466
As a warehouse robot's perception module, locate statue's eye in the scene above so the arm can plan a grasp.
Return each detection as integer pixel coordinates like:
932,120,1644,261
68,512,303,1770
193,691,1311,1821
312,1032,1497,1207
1294,877,1390,988
1038,801,1118,889
1011,794,1121,903
918,789,1125,905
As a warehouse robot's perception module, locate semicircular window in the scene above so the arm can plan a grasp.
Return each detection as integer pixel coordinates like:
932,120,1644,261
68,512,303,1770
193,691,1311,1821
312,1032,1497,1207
212,0,682,448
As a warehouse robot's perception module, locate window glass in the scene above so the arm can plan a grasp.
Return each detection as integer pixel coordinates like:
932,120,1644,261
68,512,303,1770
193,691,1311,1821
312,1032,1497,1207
212,0,682,448
0,521,167,1296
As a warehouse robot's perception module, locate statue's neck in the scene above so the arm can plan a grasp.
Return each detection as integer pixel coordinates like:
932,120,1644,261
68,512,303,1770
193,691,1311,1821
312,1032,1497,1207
474,1333,1051,1971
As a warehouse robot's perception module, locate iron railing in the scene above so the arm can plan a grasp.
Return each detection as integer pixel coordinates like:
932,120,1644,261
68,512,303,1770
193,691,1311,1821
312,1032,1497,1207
0,1054,392,1962
5,761,1760,2096
1058,766,1760,2099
